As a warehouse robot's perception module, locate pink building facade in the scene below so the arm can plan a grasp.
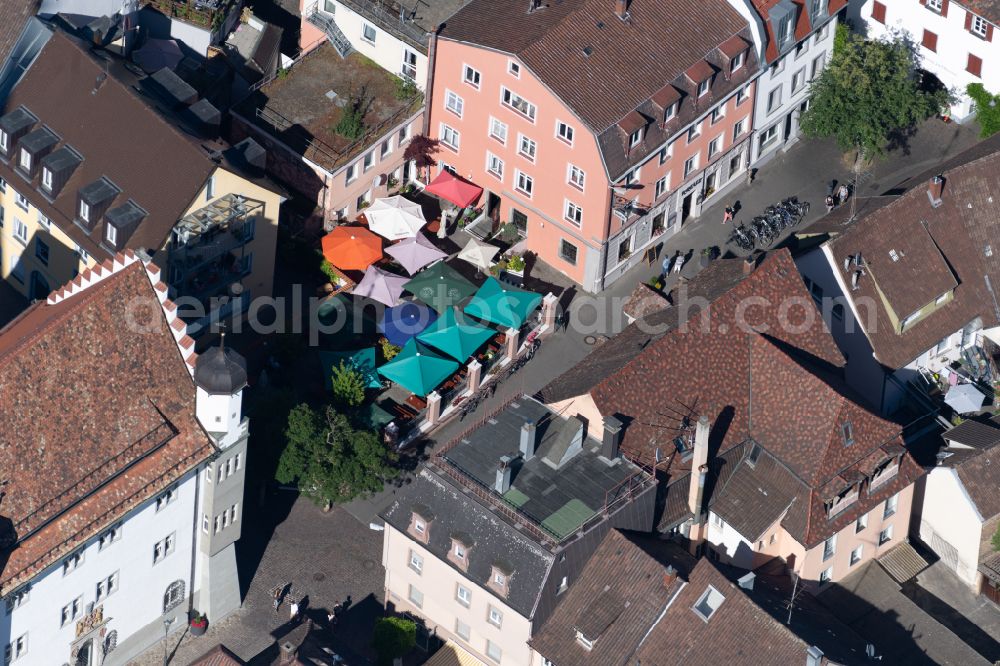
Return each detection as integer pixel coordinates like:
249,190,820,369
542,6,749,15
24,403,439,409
427,0,758,292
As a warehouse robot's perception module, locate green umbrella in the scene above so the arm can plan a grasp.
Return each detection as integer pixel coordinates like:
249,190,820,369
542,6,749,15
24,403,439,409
464,277,542,329
320,348,381,390
417,308,496,362
403,262,477,313
378,338,459,397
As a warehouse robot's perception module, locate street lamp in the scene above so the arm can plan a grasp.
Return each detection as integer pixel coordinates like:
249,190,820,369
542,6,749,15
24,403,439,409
162,617,175,666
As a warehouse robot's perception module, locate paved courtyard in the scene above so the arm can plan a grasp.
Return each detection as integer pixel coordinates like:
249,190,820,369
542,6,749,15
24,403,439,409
128,496,385,665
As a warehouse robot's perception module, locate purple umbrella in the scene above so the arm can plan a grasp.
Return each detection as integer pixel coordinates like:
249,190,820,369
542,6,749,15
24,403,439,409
385,233,447,275
351,266,408,307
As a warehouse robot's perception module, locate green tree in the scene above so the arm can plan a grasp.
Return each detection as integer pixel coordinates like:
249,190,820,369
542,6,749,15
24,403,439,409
800,31,950,159
967,83,1000,137
372,616,416,666
331,360,366,407
275,404,398,506
992,522,1000,552
335,97,366,140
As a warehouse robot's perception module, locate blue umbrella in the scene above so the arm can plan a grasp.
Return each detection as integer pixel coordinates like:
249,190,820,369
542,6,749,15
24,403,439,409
379,301,438,347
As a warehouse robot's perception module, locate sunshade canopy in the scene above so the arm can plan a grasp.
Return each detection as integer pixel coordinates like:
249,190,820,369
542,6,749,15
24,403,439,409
321,226,383,270
464,277,542,329
365,195,427,240
320,348,381,390
457,237,499,272
351,265,408,307
417,308,496,361
404,262,478,312
385,233,447,275
945,383,987,414
377,338,459,397
379,301,439,347
424,170,484,208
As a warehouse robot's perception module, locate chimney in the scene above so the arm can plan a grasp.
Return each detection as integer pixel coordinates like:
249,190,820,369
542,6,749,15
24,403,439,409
495,455,514,493
279,639,298,664
662,565,678,587
805,646,824,666
687,416,710,519
519,420,537,460
602,415,624,459
738,572,756,590
743,255,756,275
614,0,629,18
928,175,944,208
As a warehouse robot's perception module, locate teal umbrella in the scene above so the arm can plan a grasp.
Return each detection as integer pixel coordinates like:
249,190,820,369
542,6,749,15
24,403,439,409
464,277,542,329
320,348,381,390
378,338,459,397
403,262,478,313
417,308,496,361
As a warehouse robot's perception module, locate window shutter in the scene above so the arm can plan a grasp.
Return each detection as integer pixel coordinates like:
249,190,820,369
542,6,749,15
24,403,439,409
966,11,973,31
872,1,886,23
988,23,994,42
941,0,949,17
922,29,937,51
919,0,926,5
967,54,983,77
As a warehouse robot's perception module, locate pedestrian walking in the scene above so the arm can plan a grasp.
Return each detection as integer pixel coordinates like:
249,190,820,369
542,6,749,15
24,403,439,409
672,252,685,274
722,206,734,224
825,195,835,213
272,587,281,612
290,600,299,621
661,254,671,277
837,184,849,205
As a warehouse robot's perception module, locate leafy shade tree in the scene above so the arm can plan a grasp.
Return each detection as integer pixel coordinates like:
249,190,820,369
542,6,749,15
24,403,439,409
276,404,398,507
967,83,1000,137
403,134,439,181
372,616,416,666
800,32,949,159
331,360,366,407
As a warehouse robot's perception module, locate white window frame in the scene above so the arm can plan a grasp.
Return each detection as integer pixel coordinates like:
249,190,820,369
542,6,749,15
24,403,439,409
564,200,583,227
98,523,122,550
515,170,533,197
629,128,643,147
567,164,585,190
0,131,7,152
736,85,750,105
767,86,783,115
361,22,377,44
884,493,898,518
819,567,833,583
687,121,702,143
708,134,723,159
462,64,481,89
823,534,837,561
455,618,471,640
697,78,710,97
345,163,357,185
517,134,536,161
791,67,806,94
401,48,417,80
456,584,472,607
731,51,744,72
444,89,464,118
62,550,83,576
972,14,989,38
733,118,746,141
684,154,699,178
488,117,508,144
710,105,726,124
41,167,53,191
659,142,674,164
850,545,863,566
508,60,521,77
664,101,678,122
409,550,423,574
152,532,176,564
408,584,423,608
485,640,502,663
501,87,537,122
486,152,504,180
18,149,30,172
95,571,119,602
926,0,943,10
879,525,894,545
14,191,28,212
856,513,868,533
655,175,669,199
439,123,460,151
12,218,27,245
488,605,503,627
556,120,574,145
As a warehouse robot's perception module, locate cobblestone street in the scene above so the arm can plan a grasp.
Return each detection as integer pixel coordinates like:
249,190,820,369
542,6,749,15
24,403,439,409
128,495,385,665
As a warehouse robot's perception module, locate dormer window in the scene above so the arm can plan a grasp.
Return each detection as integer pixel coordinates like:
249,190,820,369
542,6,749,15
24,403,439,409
827,483,859,517
494,571,505,586
778,15,794,43
0,130,8,152
629,128,643,147
79,200,90,223
870,456,900,490
41,167,52,191
18,149,30,172
730,51,744,73
664,102,678,122
106,223,117,247
407,507,432,544
576,630,594,650
488,563,512,598
454,543,465,559
697,78,710,97
414,518,425,534
842,421,854,447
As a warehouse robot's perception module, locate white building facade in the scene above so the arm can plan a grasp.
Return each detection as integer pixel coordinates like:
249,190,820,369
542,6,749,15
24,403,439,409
862,0,1000,121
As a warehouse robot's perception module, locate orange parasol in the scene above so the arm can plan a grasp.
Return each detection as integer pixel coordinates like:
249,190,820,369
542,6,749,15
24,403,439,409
321,226,383,271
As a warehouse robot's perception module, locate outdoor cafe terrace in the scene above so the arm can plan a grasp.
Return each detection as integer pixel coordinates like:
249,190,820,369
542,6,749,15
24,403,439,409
312,185,564,446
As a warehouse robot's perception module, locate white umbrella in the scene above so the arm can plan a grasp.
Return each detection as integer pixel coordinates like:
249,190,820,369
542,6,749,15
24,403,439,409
458,237,499,273
364,196,427,241
945,383,986,414
351,265,409,307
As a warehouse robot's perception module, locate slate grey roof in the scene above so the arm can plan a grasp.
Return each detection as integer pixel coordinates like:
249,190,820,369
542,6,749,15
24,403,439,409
441,396,640,541
943,416,1000,450
381,469,554,618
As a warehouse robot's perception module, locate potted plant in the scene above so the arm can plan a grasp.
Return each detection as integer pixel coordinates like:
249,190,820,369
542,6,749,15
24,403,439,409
189,611,208,637
507,254,526,276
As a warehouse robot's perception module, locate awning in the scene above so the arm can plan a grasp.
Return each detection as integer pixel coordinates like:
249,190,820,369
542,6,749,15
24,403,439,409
377,338,458,397
464,277,542,329
424,170,483,208
418,308,495,362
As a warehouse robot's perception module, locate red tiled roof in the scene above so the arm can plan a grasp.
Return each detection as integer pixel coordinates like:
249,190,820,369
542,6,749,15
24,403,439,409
827,145,1000,369
192,644,245,666
718,34,751,59
634,558,812,665
440,0,754,178
529,530,683,666
0,262,214,593
963,0,1000,25
685,59,716,84
751,0,843,64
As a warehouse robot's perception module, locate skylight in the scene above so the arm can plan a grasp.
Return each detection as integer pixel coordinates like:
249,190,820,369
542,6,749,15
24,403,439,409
692,585,725,621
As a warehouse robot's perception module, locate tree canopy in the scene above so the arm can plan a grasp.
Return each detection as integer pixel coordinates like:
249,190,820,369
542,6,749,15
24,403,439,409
330,360,366,407
372,616,416,666
800,31,949,158
276,403,398,506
